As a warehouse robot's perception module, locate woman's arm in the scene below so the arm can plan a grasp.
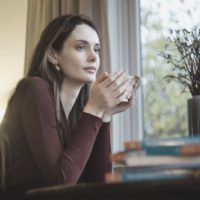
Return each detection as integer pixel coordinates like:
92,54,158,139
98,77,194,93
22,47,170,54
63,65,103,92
80,122,112,183
21,77,103,185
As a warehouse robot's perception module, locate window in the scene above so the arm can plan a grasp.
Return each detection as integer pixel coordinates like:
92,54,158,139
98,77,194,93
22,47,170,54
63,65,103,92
140,0,200,138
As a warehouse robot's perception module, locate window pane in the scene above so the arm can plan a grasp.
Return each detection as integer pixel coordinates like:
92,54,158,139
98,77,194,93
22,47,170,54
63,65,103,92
140,0,200,138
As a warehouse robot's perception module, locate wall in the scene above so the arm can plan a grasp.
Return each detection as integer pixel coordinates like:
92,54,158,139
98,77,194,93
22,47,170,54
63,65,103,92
0,0,27,121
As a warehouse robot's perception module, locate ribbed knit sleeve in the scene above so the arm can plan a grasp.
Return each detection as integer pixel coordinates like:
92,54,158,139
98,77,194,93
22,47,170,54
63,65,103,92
80,122,112,183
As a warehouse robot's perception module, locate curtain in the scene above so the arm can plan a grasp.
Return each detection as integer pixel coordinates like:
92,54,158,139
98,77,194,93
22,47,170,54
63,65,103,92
24,0,111,75
107,0,143,152
24,0,142,153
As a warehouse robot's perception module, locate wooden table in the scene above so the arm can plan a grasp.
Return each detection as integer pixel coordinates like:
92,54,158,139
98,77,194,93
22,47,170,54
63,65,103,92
25,178,200,200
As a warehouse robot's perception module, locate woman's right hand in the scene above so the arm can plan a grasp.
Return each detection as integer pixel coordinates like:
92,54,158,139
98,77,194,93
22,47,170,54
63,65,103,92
83,70,130,118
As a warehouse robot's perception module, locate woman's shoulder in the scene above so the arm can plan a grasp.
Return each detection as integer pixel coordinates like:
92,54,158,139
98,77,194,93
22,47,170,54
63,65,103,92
6,77,54,110
23,76,49,86
18,76,52,97
22,76,50,90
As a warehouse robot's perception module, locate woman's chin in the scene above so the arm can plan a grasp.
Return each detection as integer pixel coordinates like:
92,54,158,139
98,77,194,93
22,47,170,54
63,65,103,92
75,74,96,84
84,75,96,83
86,78,95,84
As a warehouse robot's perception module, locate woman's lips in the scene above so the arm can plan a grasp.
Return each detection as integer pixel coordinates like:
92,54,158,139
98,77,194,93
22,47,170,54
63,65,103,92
83,67,97,74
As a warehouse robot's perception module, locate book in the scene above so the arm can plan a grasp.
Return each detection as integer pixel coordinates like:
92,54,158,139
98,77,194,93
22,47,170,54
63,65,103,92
124,136,200,156
125,136,200,149
111,150,146,163
112,153,200,169
105,168,200,183
108,136,200,184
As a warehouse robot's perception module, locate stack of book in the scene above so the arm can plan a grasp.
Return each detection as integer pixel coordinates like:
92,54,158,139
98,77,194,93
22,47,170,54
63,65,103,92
106,136,200,183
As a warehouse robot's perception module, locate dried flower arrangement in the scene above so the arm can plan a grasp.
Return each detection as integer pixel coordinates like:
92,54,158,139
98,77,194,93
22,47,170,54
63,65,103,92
160,25,200,96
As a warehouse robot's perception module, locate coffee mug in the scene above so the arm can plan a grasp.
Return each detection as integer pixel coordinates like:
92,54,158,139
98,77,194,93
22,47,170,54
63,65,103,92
121,75,141,102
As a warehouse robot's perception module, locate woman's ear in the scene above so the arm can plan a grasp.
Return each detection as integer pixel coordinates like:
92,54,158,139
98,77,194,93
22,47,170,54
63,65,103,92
47,48,58,65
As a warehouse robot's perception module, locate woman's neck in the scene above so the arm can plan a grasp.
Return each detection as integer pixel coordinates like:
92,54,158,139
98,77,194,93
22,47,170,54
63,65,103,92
60,79,83,119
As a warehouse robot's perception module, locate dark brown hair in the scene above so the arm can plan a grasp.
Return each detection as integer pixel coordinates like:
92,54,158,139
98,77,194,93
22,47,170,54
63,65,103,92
27,14,98,128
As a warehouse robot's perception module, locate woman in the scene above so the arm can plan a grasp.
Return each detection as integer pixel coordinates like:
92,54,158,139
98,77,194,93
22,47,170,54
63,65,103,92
0,14,140,193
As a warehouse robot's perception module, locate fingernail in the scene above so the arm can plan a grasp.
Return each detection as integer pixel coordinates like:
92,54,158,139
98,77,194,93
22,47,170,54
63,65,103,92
121,98,128,102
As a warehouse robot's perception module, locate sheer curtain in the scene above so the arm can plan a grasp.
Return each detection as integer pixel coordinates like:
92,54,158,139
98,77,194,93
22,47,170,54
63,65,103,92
107,0,143,152
24,0,142,152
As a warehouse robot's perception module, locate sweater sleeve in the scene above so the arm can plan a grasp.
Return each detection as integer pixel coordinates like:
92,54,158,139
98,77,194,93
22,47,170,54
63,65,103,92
21,77,103,185
80,122,112,183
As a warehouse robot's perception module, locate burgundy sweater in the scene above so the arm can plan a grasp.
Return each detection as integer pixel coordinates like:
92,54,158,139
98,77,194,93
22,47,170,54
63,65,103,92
4,77,112,192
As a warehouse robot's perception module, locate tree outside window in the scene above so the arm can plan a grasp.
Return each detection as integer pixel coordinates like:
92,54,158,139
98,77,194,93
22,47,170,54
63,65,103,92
140,0,200,138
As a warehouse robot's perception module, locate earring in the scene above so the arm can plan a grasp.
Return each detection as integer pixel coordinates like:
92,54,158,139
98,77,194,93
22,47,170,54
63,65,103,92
55,64,60,71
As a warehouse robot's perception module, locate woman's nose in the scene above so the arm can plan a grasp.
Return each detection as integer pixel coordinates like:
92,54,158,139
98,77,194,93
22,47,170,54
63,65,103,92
87,49,97,62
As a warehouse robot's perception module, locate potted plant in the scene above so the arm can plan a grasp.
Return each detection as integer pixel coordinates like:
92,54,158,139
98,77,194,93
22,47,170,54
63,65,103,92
159,25,200,136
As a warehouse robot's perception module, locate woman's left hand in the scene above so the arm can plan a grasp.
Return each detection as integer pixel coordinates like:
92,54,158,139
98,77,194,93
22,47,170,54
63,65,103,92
102,75,141,122
102,94,135,122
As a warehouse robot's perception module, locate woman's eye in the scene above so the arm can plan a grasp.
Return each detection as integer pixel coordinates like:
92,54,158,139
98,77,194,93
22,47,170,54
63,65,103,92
76,45,85,51
94,47,100,53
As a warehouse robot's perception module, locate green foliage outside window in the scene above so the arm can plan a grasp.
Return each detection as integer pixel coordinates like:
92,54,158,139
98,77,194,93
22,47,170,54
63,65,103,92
140,0,199,138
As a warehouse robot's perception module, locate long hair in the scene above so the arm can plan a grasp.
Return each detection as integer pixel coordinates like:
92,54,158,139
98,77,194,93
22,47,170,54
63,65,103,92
27,14,98,127
0,14,98,189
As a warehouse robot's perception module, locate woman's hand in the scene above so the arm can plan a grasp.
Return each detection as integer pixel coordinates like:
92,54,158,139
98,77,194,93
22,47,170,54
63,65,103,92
102,75,141,122
84,70,131,118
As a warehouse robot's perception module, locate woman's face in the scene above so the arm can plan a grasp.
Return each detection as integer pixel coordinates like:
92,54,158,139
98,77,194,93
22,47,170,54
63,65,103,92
56,24,100,84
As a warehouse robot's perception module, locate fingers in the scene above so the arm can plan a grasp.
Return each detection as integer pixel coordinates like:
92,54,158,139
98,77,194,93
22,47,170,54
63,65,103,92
110,72,128,91
117,75,141,102
124,76,140,102
93,70,141,110
114,82,130,101
95,72,109,84
101,69,124,88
